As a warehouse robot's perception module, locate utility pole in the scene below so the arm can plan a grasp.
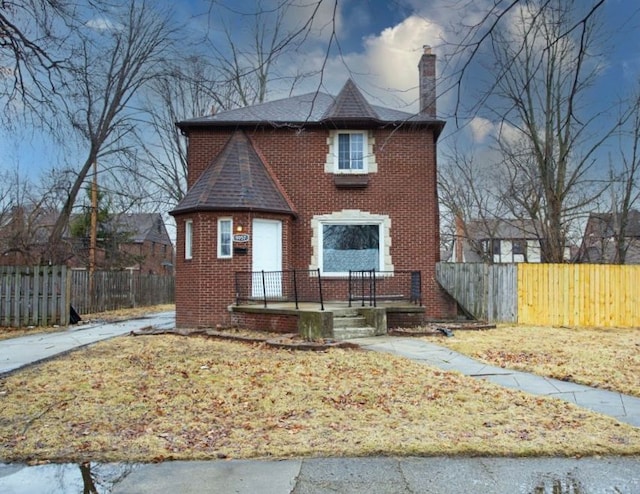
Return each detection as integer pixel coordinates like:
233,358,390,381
89,158,98,304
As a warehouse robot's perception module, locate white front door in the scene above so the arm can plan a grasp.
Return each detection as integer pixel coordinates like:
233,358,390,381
252,219,282,297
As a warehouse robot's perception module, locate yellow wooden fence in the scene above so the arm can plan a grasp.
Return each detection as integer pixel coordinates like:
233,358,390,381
518,264,640,327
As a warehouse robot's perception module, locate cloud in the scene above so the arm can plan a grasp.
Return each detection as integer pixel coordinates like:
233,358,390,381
469,117,493,143
85,17,119,31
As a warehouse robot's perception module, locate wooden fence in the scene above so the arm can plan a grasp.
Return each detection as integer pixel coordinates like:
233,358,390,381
70,270,175,314
0,266,175,327
436,262,640,327
0,265,70,327
436,263,517,323
518,264,640,327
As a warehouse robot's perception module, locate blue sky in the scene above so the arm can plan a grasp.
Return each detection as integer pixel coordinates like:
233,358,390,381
2,0,640,187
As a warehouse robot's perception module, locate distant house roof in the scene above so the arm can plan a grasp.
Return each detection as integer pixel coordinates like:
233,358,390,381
176,79,444,134
466,218,540,241
170,131,297,217
583,210,640,239
578,210,640,263
110,213,172,245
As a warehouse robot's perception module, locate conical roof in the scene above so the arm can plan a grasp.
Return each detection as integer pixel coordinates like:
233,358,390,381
321,79,380,121
170,131,296,216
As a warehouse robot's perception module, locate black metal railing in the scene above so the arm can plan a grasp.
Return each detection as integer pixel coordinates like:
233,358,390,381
348,270,421,307
235,269,422,310
235,269,325,310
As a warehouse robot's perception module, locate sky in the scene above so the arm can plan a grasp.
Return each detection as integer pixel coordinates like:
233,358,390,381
2,0,640,202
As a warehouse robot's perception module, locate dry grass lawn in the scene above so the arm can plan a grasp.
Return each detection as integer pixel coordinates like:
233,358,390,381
1,335,639,463
424,326,640,397
0,304,175,342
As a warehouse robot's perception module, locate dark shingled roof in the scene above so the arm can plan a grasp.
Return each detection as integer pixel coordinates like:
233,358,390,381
177,80,444,131
170,131,296,217
109,213,172,245
321,79,379,121
466,218,540,241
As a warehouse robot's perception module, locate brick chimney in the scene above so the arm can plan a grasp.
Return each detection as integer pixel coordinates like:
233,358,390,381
418,45,436,117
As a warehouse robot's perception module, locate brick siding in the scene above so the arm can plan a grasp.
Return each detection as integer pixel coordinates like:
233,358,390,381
174,126,455,328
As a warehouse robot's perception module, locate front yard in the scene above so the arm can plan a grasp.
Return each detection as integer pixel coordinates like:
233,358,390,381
424,325,640,397
1,333,639,463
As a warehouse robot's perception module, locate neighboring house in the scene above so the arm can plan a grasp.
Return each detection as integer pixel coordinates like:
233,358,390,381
106,213,175,274
0,209,174,273
577,210,640,264
452,218,544,263
170,47,455,328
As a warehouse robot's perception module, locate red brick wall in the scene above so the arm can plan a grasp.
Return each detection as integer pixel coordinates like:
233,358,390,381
174,126,455,328
231,312,298,333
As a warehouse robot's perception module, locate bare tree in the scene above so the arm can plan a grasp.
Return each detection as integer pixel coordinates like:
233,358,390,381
135,1,318,210
484,0,616,262
443,0,613,122
607,91,640,263
45,1,176,262
0,0,85,124
438,144,509,261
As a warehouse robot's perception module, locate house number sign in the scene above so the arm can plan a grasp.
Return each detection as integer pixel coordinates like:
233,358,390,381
233,234,250,243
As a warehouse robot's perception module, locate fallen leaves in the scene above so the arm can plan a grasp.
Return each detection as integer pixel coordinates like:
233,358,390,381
425,325,640,397
0,334,639,464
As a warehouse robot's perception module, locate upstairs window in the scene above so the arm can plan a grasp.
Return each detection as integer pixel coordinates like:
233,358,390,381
338,132,364,171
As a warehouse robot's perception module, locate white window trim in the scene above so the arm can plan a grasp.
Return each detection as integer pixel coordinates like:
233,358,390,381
310,210,393,276
325,130,377,174
184,220,193,260
217,218,233,259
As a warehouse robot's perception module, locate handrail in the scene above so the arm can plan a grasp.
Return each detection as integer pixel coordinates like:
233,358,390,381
234,269,325,310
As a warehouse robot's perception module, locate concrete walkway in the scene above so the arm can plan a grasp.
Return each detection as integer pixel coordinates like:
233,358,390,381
354,335,640,428
0,311,175,375
0,317,639,493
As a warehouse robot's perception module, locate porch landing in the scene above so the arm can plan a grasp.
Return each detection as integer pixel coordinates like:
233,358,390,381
230,301,425,340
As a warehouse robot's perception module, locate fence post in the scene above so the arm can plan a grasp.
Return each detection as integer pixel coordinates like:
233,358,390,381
293,269,299,309
61,266,70,326
316,268,324,311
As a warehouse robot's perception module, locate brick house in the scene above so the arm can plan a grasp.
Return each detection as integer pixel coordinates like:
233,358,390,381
0,209,174,273
170,47,455,331
577,210,640,264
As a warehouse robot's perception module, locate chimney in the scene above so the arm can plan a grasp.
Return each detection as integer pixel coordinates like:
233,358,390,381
418,45,436,117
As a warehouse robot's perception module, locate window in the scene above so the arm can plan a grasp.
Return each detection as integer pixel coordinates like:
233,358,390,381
218,218,232,258
338,132,364,171
512,239,526,256
491,239,501,256
311,210,392,275
321,224,381,274
184,220,193,260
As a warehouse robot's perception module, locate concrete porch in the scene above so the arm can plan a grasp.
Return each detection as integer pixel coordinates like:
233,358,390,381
230,301,425,340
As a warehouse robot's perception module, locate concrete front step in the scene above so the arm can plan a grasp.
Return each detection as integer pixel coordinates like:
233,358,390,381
332,326,377,340
333,316,367,329
332,308,359,317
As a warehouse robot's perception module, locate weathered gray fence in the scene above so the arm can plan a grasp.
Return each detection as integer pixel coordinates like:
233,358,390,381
0,265,70,327
0,266,174,327
436,262,517,323
70,270,175,314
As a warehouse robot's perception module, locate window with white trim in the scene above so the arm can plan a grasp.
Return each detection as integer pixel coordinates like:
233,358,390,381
184,220,193,260
218,218,232,258
337,132,365,171
322,223,381,274
325,131,377,175
310,210,393,276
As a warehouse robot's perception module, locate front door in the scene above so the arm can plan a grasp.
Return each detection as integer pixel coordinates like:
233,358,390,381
252,219,282,297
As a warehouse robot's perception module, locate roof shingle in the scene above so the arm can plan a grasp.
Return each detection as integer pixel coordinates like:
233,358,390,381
170,131,296,217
